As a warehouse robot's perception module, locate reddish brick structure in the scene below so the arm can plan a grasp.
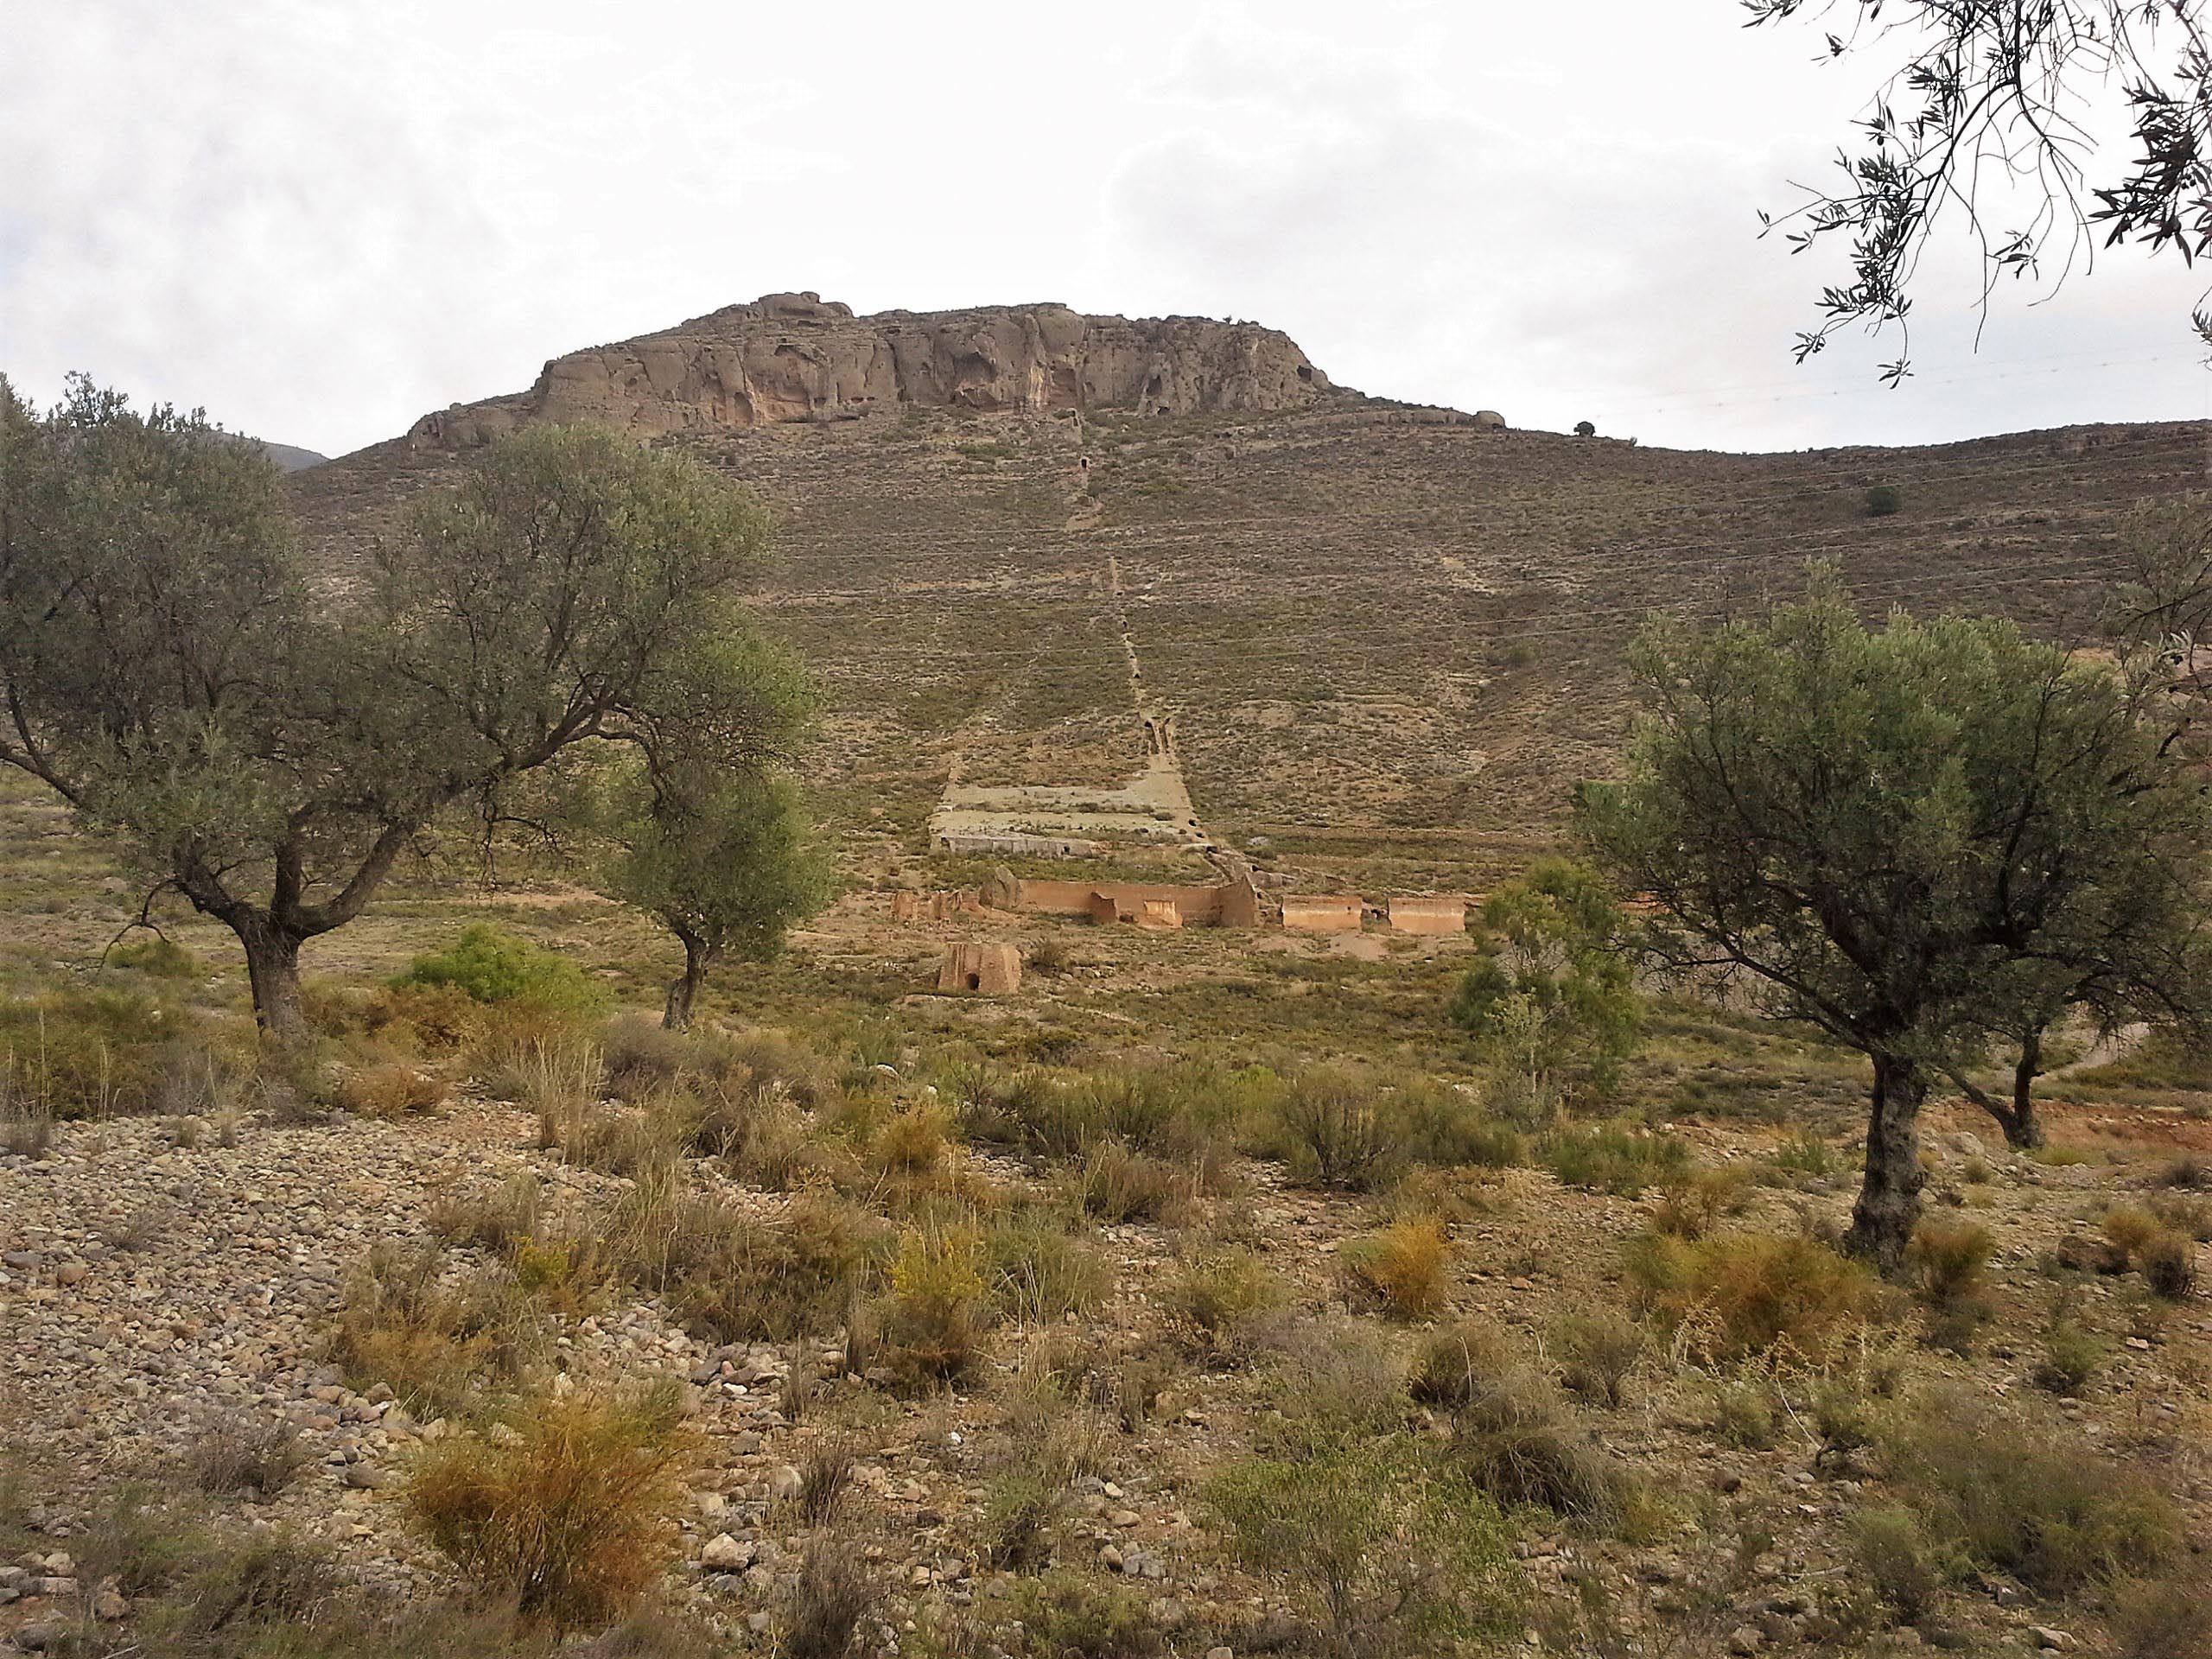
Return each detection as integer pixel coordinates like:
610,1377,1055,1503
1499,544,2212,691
937,942,1021,995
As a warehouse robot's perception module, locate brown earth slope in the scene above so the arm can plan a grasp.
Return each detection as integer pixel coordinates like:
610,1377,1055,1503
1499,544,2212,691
291,295,2211,893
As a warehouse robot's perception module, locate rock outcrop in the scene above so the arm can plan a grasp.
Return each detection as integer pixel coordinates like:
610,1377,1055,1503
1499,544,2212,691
410,293,1335,448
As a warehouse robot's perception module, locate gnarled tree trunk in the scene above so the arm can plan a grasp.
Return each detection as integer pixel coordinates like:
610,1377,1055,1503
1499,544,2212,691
232,913,308,1045
662,931,717,1032
1941,1029,2045,1151
1847,1052,1927,1271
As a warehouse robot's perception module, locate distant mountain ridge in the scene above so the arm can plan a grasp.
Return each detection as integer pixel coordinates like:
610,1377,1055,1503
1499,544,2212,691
259,441,327,473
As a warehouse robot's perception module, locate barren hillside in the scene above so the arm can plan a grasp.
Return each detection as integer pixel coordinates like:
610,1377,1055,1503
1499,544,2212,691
292,296,2210,894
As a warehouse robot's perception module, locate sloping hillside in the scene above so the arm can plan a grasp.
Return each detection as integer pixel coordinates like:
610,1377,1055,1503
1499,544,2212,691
291,296,2210,893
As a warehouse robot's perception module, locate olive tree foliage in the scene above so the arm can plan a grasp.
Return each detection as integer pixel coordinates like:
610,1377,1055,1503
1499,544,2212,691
1747,0,2212,379
1580,570,2212,1267
0,376,778,1039
1451,858,1641,1122
583,633,830,1029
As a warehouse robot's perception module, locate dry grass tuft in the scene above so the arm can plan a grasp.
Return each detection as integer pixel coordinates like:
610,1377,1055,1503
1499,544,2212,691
404,1379,690,1629
1626,1229,1879,1363
1340,1217,1452,1321
334,1061,450,1118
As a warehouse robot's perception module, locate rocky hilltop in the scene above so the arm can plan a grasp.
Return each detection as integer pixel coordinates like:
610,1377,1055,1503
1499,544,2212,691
408,292,1338,448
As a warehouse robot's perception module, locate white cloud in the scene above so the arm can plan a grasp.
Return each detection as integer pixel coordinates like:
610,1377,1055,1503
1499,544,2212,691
2,0,2203,455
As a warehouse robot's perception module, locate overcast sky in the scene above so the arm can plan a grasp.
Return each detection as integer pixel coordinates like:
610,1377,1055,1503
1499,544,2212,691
4,0,2208,459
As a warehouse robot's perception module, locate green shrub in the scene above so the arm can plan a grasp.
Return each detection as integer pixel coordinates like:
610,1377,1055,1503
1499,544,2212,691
880,1222,991,1389
1543,1122,1692,1196
1853,1504,1939,1624
394,923,601,1011
1626,1229,1878,1361
1866,484,1904,516
1209,1442,1519,1655
404,1380,689,1628
108,935,201,978
1006,1572,1163,1657
1885,1387,2181,1592
2035,1315,2107,1395
1160,1246,1285,1362
986,1210,1109,1324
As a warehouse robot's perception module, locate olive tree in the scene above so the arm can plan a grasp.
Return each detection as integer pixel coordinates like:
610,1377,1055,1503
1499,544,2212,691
1747,1,2212,377
1581,570,2212,1266
588,633,829,1028
0,376,777,1039
1452,857,1640,1119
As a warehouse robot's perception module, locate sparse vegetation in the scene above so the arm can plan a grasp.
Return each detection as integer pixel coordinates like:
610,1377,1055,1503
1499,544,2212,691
404,1380,690,1628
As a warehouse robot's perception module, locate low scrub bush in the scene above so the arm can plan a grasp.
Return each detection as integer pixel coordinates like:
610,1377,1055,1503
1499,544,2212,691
2104,1205,2199,1298
393,923,602,1012
1408,1318,1522,1411
334,1060,450,1118
1543,1122,1692,1197
2035,1313,2107,1395
2148,1188,2212,1240
1209,1442,1520,1656
1261,1317,1408,1455
722,1027,838,1108
1270,1065,1397,1190
1853,1504,1939,1624
1072,1136,1179,1221
614,1182,884,1344
880,1222,991,1389
1626,1229,1878,1362
780,1543,877,1659
1885,1386,2181,1592
405,1379,690,1628
1908,1218,1993,1307
108,934,201,978
1005,1571,1163,1657
2113,1575,2212,1659
0,986,214,1119
1160,1245,1285,1362
1552,1307,1646,1407
980,1471,1065,1573
327,1243,544,1415
182,1417,311,1499
1340,1217,1452,1321
359,980,485,1052
986,1209,1109,1324
1650,1166,1751,1239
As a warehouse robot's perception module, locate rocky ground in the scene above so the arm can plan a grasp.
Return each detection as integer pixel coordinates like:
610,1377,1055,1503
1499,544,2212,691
3,1079,2208,1656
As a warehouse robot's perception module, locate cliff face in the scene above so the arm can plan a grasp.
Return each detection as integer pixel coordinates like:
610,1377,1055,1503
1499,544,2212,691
408,293,1335,448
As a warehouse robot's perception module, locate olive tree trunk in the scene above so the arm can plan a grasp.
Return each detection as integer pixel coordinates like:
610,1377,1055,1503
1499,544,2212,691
662,933,718,1032
1846,1053,1928,1270
233,915,309,1045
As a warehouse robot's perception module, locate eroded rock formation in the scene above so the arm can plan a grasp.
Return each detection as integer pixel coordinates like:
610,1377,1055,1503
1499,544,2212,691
410,293,1336,448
